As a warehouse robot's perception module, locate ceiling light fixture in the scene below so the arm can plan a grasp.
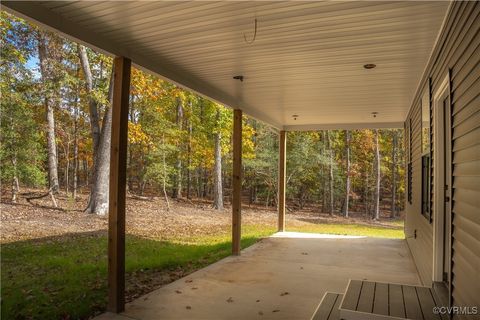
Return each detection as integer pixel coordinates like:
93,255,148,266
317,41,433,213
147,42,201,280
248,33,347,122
364,64,376,69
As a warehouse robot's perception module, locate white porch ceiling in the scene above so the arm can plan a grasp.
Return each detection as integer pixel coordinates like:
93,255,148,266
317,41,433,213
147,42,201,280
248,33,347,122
3,1,450,130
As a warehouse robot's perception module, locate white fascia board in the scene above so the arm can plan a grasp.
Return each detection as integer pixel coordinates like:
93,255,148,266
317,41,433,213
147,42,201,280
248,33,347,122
285,122,404,131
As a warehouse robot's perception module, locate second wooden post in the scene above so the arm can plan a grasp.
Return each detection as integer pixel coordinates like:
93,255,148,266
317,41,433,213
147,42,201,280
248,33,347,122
232,109,242,255
278,130,286,232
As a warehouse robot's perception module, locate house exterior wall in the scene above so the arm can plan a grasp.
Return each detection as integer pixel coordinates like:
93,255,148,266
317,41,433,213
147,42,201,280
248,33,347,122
404,1,480,313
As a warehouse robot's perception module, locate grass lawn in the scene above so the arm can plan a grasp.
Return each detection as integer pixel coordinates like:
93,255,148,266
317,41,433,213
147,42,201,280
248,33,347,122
289,222,405,239
1,221,403,319
1,225,276,320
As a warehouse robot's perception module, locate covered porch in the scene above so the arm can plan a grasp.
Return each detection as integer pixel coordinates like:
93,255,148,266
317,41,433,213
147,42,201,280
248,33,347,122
97,232,420,320
2,1,459,319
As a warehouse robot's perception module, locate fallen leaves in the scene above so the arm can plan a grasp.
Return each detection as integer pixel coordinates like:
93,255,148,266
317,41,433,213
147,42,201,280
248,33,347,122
0,189,278,244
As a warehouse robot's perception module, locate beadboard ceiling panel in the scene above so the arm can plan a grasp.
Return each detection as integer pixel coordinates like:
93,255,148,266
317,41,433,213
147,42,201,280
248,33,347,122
3,1,450,130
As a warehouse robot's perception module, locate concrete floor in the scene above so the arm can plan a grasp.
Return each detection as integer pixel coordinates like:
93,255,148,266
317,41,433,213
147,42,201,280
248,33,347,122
97,232,421,320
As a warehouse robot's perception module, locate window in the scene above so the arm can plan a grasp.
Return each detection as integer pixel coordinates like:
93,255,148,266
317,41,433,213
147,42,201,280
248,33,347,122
422,154,431,220
407,119,413,205
421,84,430,154
421,83,432,221
408,162,413,204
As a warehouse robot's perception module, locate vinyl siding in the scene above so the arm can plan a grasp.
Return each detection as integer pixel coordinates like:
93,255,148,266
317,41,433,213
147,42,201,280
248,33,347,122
404,1,480,314
405,97,433,287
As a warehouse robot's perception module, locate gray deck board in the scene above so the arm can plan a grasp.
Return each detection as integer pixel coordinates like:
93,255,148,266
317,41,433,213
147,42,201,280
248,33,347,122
329,293,342,320
312,292,342,320
373,282,389,316
357,281,375,313
416,286,441,320
339,280,444,320
403,285,423,320
388,283,406,318
341,280,362,311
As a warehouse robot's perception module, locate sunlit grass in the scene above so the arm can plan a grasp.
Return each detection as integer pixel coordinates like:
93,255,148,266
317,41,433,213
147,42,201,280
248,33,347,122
288,223,404,239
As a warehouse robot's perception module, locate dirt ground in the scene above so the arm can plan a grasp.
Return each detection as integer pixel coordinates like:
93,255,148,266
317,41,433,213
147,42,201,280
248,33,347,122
0,188,401,243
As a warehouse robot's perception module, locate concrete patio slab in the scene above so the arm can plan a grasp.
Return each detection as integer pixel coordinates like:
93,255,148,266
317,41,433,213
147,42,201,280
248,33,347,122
99,232,421,320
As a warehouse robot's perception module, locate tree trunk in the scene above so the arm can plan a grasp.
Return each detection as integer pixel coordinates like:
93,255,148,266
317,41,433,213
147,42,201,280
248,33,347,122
328,131,334,215
37,33,59,205
84,71,114,215
65,139,70,194
365,171,369,217
186,118,192,199
343,130,351,218
374,129,381,220
72,68,80,200
11,149,19,203
391,130,397,218
172,98,183,198
213,109,224,209
78,45,101,157
73,126,78,199
322,131,327,213
162,134,170,211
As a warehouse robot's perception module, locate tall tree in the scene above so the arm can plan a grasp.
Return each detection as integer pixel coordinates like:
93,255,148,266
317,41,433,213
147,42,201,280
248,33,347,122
172,97,183,198
78,44,114,215
374,129,381,220
0,15,46,201
343,130,351,217
78,45,101,156
328,131,334,215
321,131,327,213
86,73,113,215
213,108,224,209
391,130,398,218
37,31,63,206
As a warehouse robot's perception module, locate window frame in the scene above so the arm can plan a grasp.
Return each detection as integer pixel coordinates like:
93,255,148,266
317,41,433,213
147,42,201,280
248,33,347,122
421,80,432,222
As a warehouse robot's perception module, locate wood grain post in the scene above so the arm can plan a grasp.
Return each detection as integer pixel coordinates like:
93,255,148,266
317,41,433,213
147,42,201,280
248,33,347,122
107,56,131,313
232,109,242,255
278,130,286,232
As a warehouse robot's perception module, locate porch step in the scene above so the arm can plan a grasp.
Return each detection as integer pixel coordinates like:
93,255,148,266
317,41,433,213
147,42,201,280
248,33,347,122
311,292,343,320
339,280,446,320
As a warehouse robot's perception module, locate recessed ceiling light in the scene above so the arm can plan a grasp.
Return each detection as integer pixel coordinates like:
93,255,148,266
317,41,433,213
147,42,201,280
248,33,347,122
364,64,376,69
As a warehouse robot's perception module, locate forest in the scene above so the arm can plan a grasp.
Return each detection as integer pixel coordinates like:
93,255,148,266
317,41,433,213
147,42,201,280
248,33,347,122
1,12,405,220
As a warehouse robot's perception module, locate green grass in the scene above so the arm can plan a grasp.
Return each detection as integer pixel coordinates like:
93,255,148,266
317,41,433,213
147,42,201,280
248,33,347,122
1,225,276,320
288,222,404,239
1,222,403,319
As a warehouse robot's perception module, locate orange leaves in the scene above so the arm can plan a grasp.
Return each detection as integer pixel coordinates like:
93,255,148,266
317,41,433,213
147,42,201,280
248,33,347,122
131,68,167,101
128,122,152,149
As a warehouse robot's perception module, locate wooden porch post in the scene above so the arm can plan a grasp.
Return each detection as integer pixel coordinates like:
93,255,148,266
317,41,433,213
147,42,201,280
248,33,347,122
278,130,286,232
232,109,242,255
107,56,131,313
